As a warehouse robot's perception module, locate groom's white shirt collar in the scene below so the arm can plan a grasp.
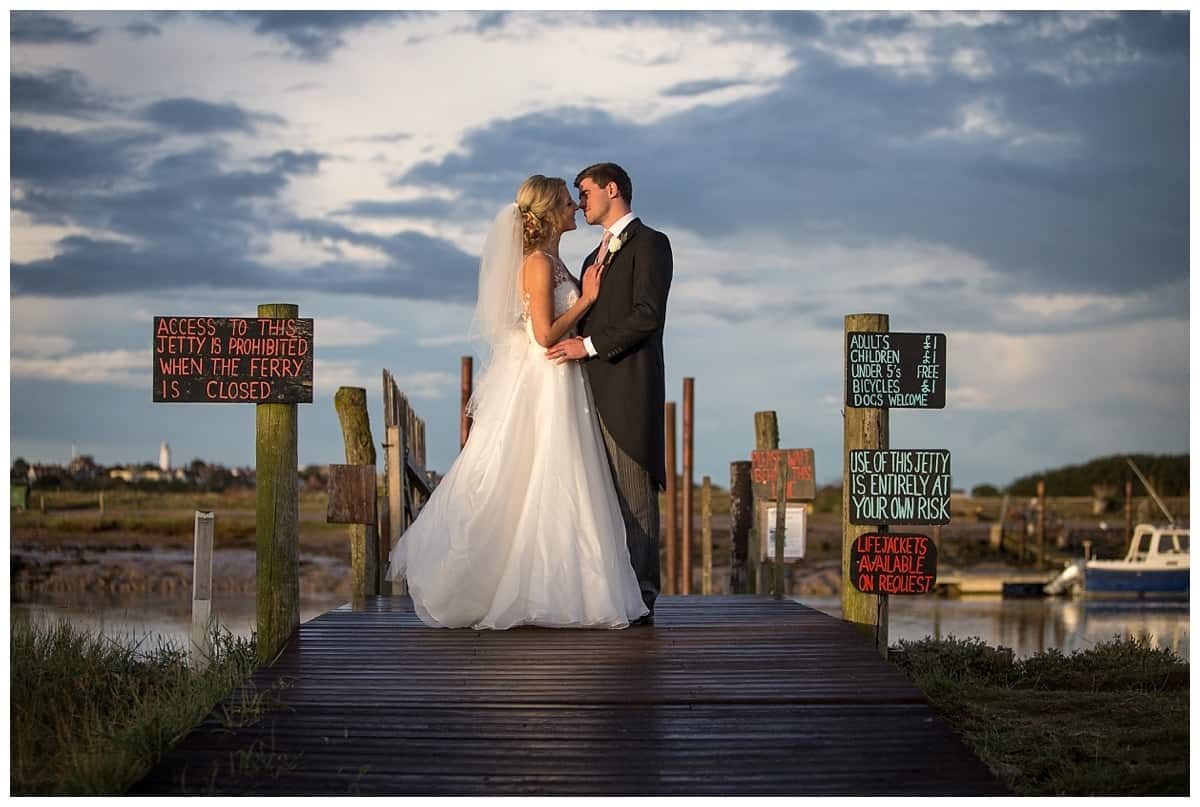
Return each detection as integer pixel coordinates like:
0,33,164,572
607,211,636,239
582,210,637,359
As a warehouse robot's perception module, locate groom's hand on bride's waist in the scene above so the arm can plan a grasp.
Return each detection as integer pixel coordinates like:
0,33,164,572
546,336,588,365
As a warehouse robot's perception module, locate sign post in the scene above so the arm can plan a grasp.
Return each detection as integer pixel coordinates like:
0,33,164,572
153,305,314,665
842,314,889,655
843,315,950,657
751,447,815,599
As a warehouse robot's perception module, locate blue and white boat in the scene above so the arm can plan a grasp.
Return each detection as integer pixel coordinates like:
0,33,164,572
1044,523,1189,598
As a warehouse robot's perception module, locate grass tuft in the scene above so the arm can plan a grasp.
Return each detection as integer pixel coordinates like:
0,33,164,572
10,617,257,794
891,635,1189,795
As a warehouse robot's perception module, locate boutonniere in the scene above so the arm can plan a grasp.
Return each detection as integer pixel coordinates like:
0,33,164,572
603,234,624,265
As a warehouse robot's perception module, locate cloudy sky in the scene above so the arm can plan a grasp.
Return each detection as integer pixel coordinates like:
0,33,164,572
8,10,1190,491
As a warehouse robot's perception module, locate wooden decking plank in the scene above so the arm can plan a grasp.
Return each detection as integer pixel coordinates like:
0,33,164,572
133,595,1005,795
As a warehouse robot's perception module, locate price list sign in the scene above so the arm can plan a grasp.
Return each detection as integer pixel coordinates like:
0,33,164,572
845,331,946,409
153,316,314,403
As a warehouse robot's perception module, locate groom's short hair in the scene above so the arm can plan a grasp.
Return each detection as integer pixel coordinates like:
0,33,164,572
574,162,633,205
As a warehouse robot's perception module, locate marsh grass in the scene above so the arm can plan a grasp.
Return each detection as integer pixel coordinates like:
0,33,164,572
892,635,1189,795
10,617,257,794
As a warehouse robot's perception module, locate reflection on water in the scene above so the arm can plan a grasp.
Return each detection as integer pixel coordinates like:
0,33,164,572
11,591,347,651
799,596,1190,660
11,592,1190,662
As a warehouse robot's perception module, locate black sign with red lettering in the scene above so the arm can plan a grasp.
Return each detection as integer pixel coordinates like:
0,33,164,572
850,532,938,595
153,316,314,403
750,448,816,501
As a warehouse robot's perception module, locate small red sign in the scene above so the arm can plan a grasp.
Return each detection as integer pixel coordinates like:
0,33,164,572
750,448,815,501
850,532,938,595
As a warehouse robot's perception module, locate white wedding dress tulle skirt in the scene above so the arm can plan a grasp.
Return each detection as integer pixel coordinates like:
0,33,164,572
386,326,649,630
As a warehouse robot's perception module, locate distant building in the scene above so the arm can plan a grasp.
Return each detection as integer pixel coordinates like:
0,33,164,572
67,455,98,481
159,442,171,471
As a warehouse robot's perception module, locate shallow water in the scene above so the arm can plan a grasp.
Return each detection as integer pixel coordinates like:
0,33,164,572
11,591,347,651
799,595,1189,660
11,591,1189,661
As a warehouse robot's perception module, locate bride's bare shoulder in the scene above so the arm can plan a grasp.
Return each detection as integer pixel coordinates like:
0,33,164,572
522,251,553,290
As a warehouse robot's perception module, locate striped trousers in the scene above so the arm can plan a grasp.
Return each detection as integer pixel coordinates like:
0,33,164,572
598,416,660,609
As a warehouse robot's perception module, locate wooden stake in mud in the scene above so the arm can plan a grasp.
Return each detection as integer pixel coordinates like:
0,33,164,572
842,313,889,657
335,386,379,604
772,457,789,600
701,475,713,595
1036,479,1046,570
256,302,301,665
191,510,215,671
753,411,780,595
729,461,753,594
460,356,473,449
664,402,678,595
681,377,695,595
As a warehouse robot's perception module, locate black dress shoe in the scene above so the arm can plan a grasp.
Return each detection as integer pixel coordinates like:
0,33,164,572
632,611,655,626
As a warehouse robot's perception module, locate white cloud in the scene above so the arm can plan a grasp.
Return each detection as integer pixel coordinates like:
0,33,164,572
416,333,474,348
313,358,374,397
949,47,994,79
11,349,148,386
389,370,457,400
313,316,397,347
252,230,391,270
11,334,75,357
939,319,1188,413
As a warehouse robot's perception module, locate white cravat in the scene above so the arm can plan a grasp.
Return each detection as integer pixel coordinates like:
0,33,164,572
583,212,636,358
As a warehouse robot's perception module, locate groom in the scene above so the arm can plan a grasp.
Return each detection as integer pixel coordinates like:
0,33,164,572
546,162,673,624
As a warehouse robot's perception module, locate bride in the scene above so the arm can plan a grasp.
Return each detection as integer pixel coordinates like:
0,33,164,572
386,175,649,629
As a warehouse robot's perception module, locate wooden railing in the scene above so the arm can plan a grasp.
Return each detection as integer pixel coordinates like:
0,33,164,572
379,369,432,596
330,369,433,600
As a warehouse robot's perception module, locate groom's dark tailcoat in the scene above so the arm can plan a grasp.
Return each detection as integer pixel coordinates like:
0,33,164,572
578,218,673,490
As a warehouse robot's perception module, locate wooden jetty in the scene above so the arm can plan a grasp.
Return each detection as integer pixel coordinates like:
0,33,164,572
936,570,1055,596
134,595,1006,796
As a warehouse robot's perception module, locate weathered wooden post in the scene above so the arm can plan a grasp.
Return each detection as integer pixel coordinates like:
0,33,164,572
729,461,753,594
460,356,473,449
700,475,713,595
844,322,948,658
384,371,404,595
752,445,816,599
153,305,313,666
1036,479,1046,570
842,313,889,654
681,377,695,595
772,458,789,600
377,490,391,595
334,387,378,603
753,411,779,594
99,491,104,514
1018,511,1027,565
190,510,215,671
255,303,302,665
664,401,678,595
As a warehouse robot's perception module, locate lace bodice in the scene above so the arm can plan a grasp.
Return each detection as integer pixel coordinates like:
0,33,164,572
521,252,579,342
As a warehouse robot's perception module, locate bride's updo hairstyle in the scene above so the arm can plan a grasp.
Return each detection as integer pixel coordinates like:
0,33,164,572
516,174,568,254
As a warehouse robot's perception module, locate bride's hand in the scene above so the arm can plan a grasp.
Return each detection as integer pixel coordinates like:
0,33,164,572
581,260,604,304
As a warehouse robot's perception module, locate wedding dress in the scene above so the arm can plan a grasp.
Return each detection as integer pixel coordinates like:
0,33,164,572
386,206,648,629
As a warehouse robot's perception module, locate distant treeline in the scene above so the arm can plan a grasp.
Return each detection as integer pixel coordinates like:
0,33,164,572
1004,454,1188,497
